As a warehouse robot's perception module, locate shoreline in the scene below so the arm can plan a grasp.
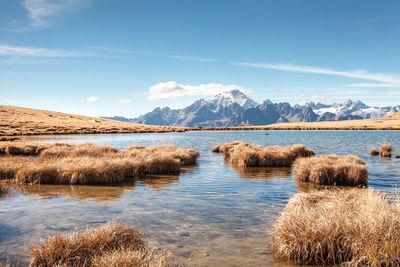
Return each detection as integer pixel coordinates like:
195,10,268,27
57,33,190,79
1,104,400,137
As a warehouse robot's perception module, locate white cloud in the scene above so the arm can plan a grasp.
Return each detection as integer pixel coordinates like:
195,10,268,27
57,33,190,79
119,99,131,104
0,44,83,57
170,55,216,62
234,62,400,85
85,96,99,102
310,94,326,101
7,0,91,32
148,81,247,100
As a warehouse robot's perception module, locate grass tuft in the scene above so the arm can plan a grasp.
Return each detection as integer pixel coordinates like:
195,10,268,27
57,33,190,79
0,143,199,185
293,154,367,186
380,144,392,157
30,222,170,267
212,141,314,168
370,148,379,156
273,188,400,266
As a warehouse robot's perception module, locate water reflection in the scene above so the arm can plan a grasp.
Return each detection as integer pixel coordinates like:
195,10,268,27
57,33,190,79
232,166,292,182
18,184,135,202
1,130,400,266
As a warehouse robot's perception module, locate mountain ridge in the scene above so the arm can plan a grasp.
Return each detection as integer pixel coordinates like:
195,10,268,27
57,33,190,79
104,91,400,127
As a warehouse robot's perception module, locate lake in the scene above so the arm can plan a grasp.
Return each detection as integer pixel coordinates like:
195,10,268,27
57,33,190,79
1,130,399,266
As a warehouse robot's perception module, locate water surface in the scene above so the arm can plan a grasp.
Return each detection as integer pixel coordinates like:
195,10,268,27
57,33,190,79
1,130,400,266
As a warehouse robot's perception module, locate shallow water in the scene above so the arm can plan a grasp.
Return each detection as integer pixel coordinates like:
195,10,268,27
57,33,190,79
1,130,400,266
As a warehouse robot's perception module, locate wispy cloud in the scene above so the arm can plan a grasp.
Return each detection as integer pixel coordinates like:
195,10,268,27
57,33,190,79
346,83,400,88
310,94,326,101
148,81,247,100
85,96,99,102
0,44,84,57
7,0,91,32
119,99,131,104
92,47,152,56
234,62,400,86
169,55,216,62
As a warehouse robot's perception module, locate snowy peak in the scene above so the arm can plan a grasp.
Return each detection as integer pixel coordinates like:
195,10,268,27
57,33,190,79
209,90,259,109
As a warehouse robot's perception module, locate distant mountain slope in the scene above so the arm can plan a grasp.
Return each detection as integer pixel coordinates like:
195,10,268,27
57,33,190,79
0,105,186,136
104,91,400,127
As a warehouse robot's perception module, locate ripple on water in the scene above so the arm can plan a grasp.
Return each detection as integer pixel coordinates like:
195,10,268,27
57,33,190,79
1,130,400,266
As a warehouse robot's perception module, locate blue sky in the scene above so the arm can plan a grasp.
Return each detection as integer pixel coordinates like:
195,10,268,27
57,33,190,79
1,0,399,117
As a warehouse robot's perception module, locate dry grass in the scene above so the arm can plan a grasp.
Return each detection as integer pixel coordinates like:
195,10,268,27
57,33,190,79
0,180,12,198
273,188,400,266
0,141,51,156
293,154,368,187
0,143,199,184
124,145,199,166
30,222,171,267
39,143,118,158
212,141,315,168
370,148,379,156
380,144,392,157
0,105,186,136
92,248,171,267
0,137,20,142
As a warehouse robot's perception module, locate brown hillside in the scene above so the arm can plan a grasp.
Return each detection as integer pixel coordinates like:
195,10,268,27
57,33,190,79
383,111,400,120
0,105,186,136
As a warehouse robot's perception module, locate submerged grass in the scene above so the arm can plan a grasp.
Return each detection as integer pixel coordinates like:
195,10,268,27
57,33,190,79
30,222,171,267
273,188,400,266
293,154,367,186
212,141,315,168
0,180,12,198
0,143,199,184
380,144,392,157
370,148,379,156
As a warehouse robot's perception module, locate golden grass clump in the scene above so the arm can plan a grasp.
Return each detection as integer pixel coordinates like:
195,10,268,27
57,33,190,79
293,154,367,186
0,141,51,156
124,145,199,166
39,142,118,158
30,222,170,267
380,144,392,157
370,148,379,156
212,141,315,168
273,188,400,266
0,143,199,184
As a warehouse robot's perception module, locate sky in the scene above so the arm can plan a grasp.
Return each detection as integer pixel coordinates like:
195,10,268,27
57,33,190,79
0,0,400,117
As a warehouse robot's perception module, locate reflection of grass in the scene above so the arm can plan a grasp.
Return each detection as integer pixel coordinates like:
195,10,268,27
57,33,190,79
232,166,292,182
212,141,314,168
293,154,367,186
30,222,171,266
0,143,199,185
370,148,379,156
19,184,134,202
0,180,12,198
273,188,400,266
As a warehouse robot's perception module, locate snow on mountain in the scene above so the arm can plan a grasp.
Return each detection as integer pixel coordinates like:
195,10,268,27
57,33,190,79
208,90,259,109
105,91,400,127
308,99,400,119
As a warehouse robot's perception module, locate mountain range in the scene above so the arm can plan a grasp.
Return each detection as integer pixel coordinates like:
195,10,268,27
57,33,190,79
104,90,400,127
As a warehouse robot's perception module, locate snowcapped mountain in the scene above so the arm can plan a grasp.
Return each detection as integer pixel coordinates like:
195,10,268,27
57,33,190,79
208,90,259,109
104,91,400,127
308,100,400,119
